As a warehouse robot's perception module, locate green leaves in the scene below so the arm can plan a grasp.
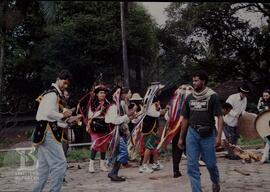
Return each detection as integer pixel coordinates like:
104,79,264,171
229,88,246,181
1,1,160,113
160,2,270,88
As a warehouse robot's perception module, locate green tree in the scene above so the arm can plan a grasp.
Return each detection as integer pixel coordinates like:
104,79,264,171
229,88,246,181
33,1,159,97
160,2,270,87
0,1,159,118
0,0,57,115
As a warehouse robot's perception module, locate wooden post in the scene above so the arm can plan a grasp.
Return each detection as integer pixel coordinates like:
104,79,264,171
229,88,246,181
120,2,129,88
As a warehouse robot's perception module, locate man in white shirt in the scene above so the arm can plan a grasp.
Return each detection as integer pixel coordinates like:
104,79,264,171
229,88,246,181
32,70,73,192
223,84,250,159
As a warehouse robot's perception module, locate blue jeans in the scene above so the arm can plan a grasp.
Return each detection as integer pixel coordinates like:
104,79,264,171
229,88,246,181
32,129,67,192
116,137,128,164
186,126,220,192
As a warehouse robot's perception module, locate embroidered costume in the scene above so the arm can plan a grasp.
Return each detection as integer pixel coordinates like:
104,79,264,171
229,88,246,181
105,87,131,182
32,69,72,192
87,85,110,173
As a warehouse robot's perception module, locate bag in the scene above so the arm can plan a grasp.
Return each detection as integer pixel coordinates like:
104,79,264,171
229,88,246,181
196,125,213,138
32,121,48,144
90,119,108,133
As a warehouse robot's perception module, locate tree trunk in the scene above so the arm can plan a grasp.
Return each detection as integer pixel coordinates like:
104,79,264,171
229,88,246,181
120,2,129,88
0,36,4,128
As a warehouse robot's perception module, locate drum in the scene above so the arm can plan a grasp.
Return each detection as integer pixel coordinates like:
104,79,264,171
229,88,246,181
238,112,260,139
255,109,270,141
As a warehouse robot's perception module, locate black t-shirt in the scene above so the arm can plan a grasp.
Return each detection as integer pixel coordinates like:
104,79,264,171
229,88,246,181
181,93,222,127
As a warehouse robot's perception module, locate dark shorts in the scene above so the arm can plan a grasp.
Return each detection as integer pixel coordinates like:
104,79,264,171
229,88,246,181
144,133,158,150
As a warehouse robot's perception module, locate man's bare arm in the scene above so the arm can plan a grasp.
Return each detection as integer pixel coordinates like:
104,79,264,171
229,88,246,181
178,116,188,149
215,115,224,147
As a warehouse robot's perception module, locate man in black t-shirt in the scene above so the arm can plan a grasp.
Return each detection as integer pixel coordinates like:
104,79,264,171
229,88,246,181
178,70,223,192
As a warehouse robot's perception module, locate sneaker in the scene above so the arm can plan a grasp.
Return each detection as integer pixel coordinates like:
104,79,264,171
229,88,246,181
152,162,164,171
157,161,164,169
212,182,220,192
139,164,154,173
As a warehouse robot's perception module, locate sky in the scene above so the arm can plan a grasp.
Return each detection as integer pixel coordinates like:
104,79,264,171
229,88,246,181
141,2,169,26
141,2,267,27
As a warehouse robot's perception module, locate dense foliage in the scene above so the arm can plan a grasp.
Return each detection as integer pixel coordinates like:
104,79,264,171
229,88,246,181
0,1,159,114
1,2,270,115
159,2,270,90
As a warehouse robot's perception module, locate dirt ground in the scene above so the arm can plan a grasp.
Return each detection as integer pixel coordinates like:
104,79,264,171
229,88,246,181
1,153,270,192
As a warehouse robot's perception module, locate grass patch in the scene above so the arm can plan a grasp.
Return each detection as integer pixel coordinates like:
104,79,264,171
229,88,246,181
0,149,37,168
0,150,37,167
0,147,92,167
0,151,21,167
67,147,90,162
238,137,264,147
1,136,264,168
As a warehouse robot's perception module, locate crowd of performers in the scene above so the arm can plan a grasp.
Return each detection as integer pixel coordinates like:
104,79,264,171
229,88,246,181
81,83,169,179
80,82,206,179
31,69,270,192
31,69,197,191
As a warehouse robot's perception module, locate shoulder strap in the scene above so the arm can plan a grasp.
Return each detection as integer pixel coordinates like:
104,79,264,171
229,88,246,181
41,86,60,97
36,86,60,103
36,86,64,112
